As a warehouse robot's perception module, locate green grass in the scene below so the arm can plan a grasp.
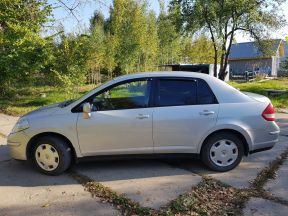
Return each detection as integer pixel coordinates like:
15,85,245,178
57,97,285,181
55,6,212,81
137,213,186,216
229,78,288,109
0,78,287,116
0,85,94,116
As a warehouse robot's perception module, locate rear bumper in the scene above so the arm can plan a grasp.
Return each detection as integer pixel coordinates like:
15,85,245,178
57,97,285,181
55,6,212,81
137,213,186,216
249,125,280,154
249,146,274,154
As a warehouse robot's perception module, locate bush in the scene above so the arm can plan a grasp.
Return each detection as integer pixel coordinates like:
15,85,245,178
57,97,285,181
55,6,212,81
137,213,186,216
254,73,267,81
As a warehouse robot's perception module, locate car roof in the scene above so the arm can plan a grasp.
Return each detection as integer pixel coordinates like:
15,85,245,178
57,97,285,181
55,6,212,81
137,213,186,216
113,71,214,81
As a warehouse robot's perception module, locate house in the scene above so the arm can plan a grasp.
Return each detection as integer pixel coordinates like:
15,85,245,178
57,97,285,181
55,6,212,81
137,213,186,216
228,39,288,77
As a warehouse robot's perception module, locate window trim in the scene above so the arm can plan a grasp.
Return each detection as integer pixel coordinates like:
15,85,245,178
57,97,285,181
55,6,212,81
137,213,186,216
154,77,218,108
71,78,154,113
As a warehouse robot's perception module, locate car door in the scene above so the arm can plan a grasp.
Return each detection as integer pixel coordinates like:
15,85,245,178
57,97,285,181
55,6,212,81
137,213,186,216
76,78,154,156
153,78,219,153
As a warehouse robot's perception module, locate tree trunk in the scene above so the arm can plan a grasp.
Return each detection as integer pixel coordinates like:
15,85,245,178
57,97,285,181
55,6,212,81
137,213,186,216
212,42,218,77
218,39,226,81
208,26,217,77
213,50,218,78
218,55,226,80
219,31,234,81
218,67,227,81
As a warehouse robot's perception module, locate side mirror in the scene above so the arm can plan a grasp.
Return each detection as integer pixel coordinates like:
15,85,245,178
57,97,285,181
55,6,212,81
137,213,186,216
83,102,92,119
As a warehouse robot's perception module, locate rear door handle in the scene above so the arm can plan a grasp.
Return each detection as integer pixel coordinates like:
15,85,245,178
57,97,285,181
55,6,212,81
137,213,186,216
199,110,215,116
136,114,150,119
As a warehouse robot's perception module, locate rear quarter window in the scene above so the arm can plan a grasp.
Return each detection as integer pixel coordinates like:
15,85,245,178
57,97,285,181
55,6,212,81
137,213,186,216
197,79,217,104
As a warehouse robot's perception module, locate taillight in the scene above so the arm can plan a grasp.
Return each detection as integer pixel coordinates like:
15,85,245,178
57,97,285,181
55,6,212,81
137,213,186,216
262,103,275,121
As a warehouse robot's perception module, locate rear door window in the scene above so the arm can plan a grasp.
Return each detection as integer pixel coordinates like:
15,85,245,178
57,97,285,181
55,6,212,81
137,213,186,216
156,78,217,107
157,79,197,106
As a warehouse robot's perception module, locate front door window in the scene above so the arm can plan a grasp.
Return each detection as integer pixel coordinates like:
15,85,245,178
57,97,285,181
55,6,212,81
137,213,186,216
91,79,151,111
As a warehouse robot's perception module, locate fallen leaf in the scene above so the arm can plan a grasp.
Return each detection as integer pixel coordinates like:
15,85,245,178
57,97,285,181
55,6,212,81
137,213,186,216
41,203,50,208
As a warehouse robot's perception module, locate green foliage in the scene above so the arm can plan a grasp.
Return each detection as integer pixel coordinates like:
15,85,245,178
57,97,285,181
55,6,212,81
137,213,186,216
140,11,159,71
110,0,155,74
87,17,106,83
49,33,89,95
79,0,161,78
157,3,182,65
0,0,52,95
2,0,286,95
110,0,139,74
181,34,216,64
0,0,223,101
104,33,117,79
175,0,286,80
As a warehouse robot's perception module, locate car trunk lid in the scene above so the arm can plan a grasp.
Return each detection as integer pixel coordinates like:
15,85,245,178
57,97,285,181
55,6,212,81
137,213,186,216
242,92,271,103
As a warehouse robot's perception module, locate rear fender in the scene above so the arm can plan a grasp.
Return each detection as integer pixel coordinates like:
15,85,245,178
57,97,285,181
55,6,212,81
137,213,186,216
198,124,253,154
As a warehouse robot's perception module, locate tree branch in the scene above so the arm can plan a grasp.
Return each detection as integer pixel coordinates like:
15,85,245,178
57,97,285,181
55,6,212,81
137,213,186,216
58,0,80,22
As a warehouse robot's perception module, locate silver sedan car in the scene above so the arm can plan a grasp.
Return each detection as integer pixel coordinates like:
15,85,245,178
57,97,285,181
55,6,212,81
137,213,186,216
8,72,280,175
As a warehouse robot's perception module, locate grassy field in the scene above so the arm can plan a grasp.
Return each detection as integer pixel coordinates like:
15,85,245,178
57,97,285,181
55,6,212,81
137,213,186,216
229,78,288,109
0,78,287,116
0,85,95,116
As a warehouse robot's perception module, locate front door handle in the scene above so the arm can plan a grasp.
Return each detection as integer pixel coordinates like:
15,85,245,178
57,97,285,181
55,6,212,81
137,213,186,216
136,114,150,119
199,110,215,116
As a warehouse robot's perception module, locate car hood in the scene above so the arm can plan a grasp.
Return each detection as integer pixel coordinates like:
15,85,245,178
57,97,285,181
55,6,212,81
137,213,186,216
22,102,62,118
242,92,271,103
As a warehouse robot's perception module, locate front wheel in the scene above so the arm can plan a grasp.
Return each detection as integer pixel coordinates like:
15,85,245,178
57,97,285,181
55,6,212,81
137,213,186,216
201,132,244,172
32,136,72,175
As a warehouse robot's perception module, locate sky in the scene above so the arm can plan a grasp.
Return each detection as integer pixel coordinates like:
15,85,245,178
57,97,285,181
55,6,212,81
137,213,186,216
48,0,288,43
48,0,163,33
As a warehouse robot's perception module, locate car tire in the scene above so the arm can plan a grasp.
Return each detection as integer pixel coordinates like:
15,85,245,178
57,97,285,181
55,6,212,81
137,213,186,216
201,132,244,172
32,135,72,175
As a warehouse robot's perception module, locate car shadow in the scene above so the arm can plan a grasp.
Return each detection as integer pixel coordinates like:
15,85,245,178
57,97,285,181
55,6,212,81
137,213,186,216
0,199,119,216
72,156,210,182
0,144,209,187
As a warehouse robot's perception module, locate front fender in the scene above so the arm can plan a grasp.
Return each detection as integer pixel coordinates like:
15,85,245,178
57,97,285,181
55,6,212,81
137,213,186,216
25,113,83,158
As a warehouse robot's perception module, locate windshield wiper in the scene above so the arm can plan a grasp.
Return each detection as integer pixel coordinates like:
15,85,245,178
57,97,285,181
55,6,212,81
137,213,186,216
59,99,75,108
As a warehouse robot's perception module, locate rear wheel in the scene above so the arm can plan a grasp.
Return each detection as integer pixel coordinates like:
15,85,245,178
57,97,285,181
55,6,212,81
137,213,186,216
32,136,72,175
201,132,244,172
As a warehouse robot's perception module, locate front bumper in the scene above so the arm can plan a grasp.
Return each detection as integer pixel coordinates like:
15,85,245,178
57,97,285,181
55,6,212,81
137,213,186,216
7,131,30,160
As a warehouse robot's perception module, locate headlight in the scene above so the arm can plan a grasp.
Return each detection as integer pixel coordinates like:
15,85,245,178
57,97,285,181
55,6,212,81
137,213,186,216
11,119,30,133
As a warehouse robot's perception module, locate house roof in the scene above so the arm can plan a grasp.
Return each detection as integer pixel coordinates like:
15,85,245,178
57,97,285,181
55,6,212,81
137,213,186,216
229,39,284,60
